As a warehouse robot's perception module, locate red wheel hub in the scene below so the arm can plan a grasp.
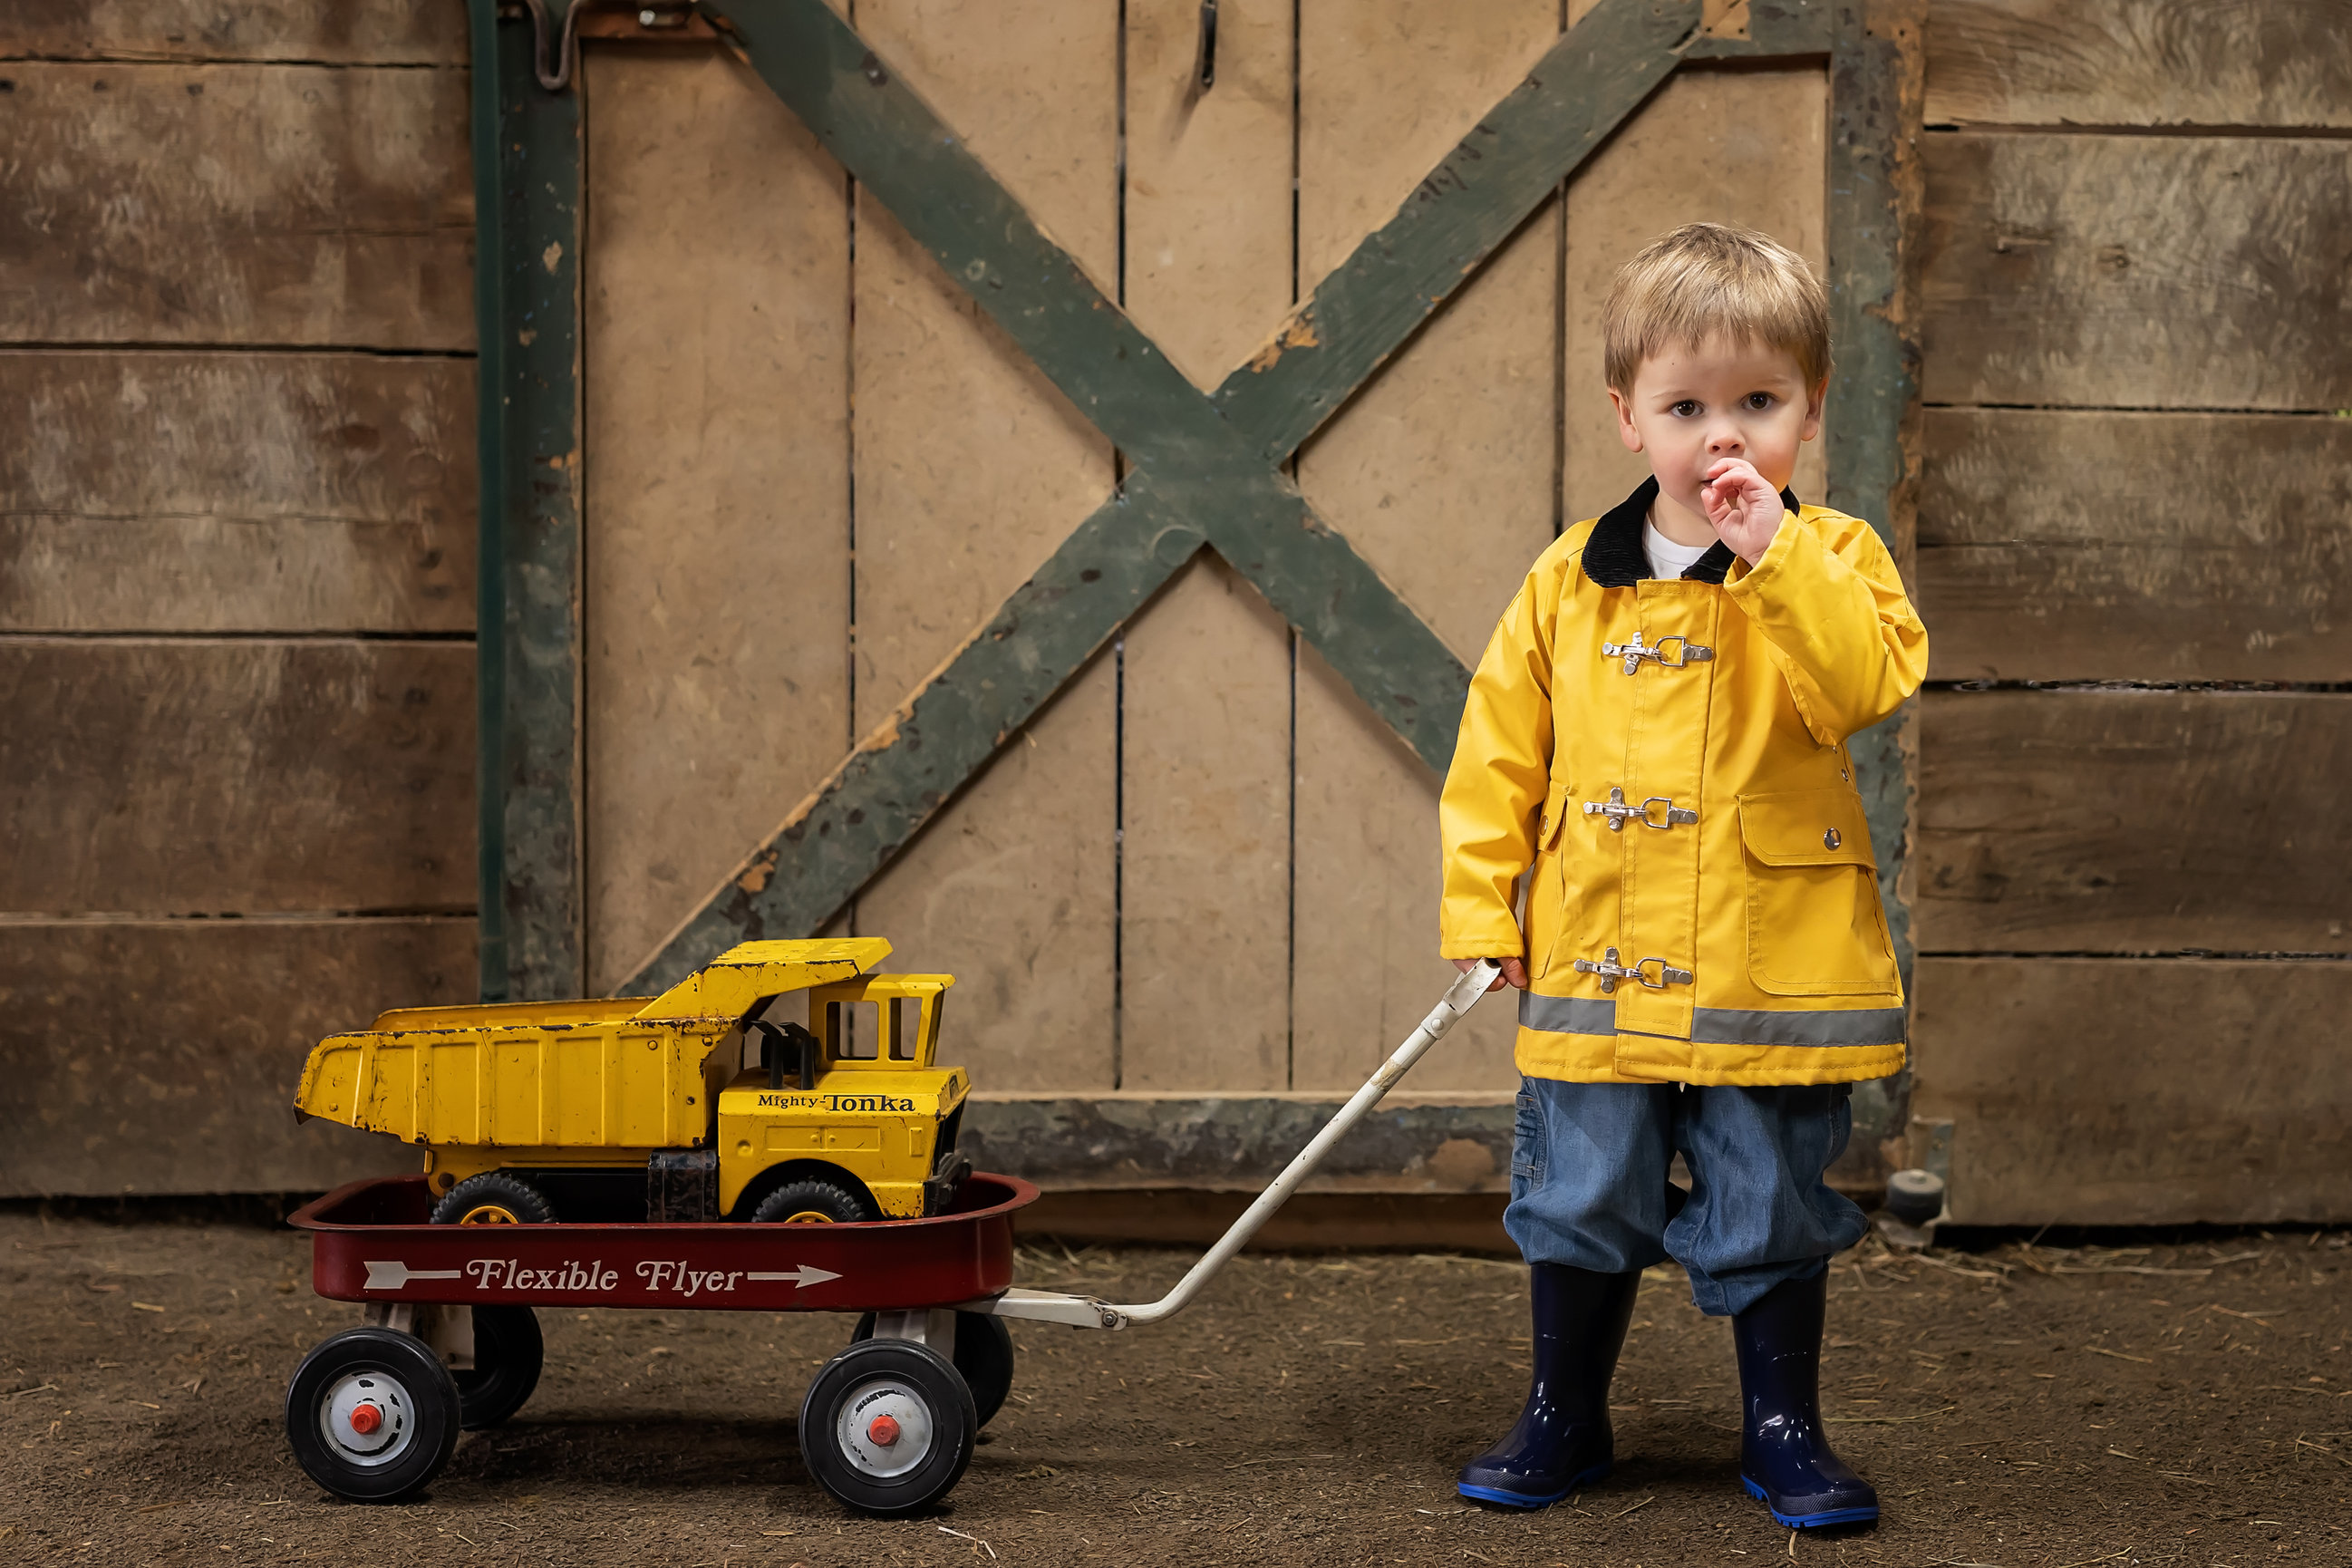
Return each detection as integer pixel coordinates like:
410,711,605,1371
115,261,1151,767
866,1414,901,1447
348,1402,382,1435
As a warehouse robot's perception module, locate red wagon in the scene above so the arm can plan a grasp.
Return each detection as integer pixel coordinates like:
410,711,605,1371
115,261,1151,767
282,961,1506,1516
285,1171,1041,1515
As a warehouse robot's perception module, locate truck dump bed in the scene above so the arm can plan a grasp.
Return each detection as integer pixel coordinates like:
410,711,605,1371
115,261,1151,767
295,938,891,1150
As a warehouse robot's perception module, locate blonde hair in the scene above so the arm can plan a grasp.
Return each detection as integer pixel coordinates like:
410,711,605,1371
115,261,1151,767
1602,222,1829,393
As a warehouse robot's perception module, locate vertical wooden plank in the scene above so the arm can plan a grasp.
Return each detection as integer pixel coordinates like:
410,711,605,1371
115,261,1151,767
579,44,852,993
847,0,1121,1091
479,4,586,1002
1561,68,1831,523
1290,0,1560,1093
1119,0,1294,1091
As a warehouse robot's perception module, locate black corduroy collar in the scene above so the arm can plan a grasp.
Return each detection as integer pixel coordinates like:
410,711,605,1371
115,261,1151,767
1579,476,1803,588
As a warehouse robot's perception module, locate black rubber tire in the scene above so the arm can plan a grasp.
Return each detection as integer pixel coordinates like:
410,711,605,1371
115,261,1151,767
850,1312,1015,1429
750,1176,880,1224
454,1305,543,1430
799,1339,976,1517
284,1326,462,1503
431,1170,556,1226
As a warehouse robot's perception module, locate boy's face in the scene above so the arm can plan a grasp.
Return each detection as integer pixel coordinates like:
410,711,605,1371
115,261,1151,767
1608,335,1824,529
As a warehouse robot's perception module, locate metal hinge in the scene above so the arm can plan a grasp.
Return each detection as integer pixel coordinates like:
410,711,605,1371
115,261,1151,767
1599,632,1713,675
518,0,710,92
1583,786,1697,833
1570,946,1693,994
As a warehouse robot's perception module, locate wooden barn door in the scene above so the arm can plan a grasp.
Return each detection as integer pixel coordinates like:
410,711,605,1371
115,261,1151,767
470,0,1919,1195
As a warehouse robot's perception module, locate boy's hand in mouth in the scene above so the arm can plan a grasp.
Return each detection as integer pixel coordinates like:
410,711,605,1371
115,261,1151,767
1700,456,1786,566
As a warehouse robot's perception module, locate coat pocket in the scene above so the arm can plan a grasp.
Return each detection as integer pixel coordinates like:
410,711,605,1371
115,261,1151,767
1737,788,1898,997
1525,779,1573,980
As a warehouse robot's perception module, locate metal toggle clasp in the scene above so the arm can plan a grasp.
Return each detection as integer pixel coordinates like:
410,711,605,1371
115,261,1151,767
1583,787,1698,833
1600,632,1716,675
1570,946,1694,994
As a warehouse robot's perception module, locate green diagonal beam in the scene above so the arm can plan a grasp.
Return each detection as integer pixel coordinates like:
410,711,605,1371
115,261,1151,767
636,476,1200,983
706,0,1224,465
1211,0,1700,461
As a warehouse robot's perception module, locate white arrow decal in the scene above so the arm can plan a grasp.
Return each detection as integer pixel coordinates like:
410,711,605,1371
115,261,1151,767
743,1264,843,1288
363,1260,464,1292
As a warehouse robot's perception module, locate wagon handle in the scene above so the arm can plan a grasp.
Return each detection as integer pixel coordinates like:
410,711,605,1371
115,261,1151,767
962,959,1505,1331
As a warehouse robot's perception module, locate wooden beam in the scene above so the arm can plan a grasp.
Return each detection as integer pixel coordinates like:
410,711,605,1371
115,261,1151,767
1912,956,2352,1224
959,1093,1515,1194
1920,408,2352,684
472,0,585,1002
0,352,476,634
0,640,475,915
1824,0,1925,1154
1918,690,2352,954
1920,132,2352,411
0,62,474,348
628,479,1199,988
1924,0,2352,131
0,918,473,1196
1210,0,1701,460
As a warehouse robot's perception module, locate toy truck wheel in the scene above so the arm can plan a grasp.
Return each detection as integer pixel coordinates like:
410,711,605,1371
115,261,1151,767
454,1305,544,1430
431,1170,556,1226
799,1339,976,1517
750,1176,879,1224
851,1312,1015,1428
284,1327,462,1503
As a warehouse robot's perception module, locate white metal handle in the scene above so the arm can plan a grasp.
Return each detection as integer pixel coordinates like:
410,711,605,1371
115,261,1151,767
963,959,1505,1331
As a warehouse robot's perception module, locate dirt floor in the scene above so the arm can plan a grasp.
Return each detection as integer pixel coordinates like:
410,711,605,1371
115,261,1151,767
3,1207,2347,1567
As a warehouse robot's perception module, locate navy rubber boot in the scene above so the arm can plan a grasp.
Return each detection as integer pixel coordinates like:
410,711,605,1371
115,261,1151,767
1457,1265,1641,1508
1733,1269,1880,1528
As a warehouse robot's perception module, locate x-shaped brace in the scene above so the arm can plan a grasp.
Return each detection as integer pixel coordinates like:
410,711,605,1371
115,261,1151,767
626,0,1792,990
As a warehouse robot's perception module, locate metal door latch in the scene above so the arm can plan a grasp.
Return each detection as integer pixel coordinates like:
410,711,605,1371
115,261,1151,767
1583,786,1697,832
1570,947,1693,994
1600,633,1714,674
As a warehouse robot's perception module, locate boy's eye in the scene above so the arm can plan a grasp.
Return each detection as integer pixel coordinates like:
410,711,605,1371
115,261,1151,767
1744,392,1777,411
1670,400,1700,418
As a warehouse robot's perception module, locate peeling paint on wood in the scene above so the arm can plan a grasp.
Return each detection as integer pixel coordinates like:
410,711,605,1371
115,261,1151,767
959,1094,1515,1194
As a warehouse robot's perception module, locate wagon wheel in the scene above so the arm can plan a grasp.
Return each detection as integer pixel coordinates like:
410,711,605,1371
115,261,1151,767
454,1305,544,1430
431,1170,556,1225
799,1339,976,1517
283,1326,462,1503
850,1311,1015,1428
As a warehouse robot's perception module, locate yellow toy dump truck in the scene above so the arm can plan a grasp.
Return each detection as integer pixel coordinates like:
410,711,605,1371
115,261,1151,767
294,938,971,1226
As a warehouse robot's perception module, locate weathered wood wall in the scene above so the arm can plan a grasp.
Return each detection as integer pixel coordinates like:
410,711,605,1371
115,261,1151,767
20,2,2337,1227
0,5,479,1194
1910,0,2352,1223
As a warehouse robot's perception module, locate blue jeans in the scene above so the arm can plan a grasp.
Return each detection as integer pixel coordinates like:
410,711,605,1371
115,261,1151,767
1503,1078,1869,1317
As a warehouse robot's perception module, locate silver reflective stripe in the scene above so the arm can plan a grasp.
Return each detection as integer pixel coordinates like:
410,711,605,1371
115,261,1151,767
1517,993,1617,1036
1518,993,1905,1048
1692,1007,1906,1047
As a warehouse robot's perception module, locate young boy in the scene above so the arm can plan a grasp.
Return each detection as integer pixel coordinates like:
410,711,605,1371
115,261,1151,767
1438,223,1927,1529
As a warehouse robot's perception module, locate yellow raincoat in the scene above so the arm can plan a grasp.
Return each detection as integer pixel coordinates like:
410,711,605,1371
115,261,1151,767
1440,479,1928,1087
